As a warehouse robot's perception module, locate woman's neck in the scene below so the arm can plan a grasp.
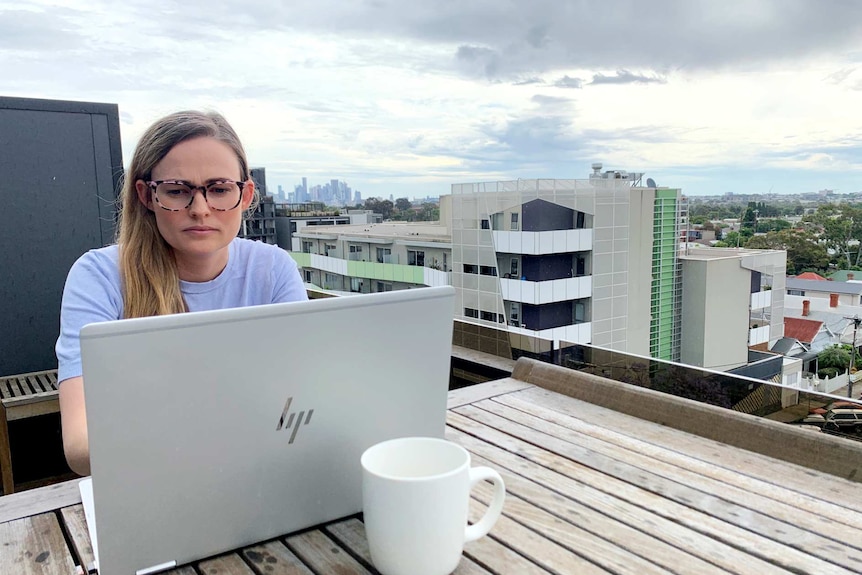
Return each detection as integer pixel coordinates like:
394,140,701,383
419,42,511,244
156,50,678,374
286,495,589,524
175,249,230,283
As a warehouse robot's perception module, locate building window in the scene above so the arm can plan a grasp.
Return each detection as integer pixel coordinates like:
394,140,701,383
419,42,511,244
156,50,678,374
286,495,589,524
576,211,586,229
443,253,447,272
303,270,313,283
324,273,339,289
464,308,479,318
376,247,391,263
574,302,586,324
788,289,805,296
511,213,519,231
350,278,362,292
509,302,520,327
301,241,313,254
480,311,498,322
349,245,363,261
463,264,478,274
481,219,490,230
510,258,519,277
408,250,425,266
376,282,392,292
575,254,586,277
324,244,336,256
480,266,497,276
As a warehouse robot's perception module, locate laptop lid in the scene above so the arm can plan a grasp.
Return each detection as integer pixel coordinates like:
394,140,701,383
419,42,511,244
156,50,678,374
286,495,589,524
80,286,455,575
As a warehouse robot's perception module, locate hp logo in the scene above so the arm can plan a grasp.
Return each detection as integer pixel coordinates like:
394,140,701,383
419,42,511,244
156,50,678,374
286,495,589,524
276,397,314,444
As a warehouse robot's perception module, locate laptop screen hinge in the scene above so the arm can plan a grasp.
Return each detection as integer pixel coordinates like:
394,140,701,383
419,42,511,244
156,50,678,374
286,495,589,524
136,560,178,575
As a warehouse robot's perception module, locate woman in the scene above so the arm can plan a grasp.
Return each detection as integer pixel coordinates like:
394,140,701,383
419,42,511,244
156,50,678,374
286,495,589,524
55,111,307,475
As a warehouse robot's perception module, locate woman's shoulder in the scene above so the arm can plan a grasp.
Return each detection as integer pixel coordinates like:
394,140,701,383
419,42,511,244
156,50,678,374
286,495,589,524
64,244,121,294
70,244,120,274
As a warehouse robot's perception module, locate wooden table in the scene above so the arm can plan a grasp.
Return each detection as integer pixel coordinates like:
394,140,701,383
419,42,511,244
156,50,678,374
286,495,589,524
2,379,862,575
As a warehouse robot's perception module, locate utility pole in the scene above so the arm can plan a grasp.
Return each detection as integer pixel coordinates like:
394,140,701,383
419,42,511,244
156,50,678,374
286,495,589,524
847,315,861,399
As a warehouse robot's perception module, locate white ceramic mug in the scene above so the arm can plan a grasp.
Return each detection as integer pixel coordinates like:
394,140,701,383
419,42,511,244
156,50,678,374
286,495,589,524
361,437,506,575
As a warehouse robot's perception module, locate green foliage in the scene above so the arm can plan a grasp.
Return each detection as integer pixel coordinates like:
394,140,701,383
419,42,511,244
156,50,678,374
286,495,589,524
817,367,840,379
817,344,862,373
745,229,829,274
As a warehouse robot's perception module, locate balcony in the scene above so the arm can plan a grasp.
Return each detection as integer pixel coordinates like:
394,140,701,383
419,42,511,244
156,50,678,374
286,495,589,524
492,229,592,255
501,276,591,305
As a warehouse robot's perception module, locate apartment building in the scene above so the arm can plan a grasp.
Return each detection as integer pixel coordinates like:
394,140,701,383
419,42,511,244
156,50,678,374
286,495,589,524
291,170,786,369
680,247,786,371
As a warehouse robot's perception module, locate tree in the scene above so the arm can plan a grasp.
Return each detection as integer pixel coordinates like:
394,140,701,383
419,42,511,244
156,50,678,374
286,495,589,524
745,229,829,275
395,197,412,212
817,344,861,374
363,198,394,220
804,204,862,267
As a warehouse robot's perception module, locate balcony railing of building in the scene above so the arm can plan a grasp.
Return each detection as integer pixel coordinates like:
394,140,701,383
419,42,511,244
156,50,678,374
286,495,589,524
451,318,862,444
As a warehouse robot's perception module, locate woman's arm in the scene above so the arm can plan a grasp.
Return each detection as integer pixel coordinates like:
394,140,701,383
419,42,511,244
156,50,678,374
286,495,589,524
59,376,90,476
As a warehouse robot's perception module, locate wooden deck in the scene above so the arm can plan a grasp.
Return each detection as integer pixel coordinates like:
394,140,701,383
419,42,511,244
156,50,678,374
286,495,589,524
2,378,861,574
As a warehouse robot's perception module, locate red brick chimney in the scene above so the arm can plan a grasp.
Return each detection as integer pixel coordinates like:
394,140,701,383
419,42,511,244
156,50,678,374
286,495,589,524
802,300,810,317
830,293,839,307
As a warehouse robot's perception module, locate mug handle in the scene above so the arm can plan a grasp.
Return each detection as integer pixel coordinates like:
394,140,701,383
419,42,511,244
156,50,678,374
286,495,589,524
464,467,506,543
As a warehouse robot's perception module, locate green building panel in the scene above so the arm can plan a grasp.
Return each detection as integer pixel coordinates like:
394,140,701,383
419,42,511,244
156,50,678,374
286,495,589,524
289,252,427,285
649,189,681,361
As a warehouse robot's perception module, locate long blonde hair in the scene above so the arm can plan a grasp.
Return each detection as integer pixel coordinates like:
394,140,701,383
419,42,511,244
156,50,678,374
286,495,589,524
116,111,254,318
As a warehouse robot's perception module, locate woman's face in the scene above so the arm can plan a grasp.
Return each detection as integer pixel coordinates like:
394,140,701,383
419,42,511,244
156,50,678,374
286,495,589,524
135,136,253,278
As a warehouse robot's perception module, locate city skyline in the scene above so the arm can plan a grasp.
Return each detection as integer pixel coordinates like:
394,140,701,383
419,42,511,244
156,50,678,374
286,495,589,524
3,1,862,198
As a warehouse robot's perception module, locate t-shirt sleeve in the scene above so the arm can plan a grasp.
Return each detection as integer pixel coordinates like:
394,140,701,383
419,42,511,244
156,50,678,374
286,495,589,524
55,250,123,382
271,247,308,303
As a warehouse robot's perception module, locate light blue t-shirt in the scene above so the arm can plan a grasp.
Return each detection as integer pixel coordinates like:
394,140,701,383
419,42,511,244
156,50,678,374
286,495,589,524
56,238,307,382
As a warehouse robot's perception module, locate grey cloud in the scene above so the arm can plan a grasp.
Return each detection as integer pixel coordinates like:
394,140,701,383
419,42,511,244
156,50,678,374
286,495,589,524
554,75,584,89
513,77,545,86
590,70,667,85
157,0,862,81
824,67,856,84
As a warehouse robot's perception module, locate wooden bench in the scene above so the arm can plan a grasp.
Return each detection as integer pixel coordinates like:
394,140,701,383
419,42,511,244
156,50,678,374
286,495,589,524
0,369,60,495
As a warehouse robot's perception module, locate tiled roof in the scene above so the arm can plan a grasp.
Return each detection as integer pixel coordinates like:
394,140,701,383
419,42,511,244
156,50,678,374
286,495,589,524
783,317,823,344
795,272,827,281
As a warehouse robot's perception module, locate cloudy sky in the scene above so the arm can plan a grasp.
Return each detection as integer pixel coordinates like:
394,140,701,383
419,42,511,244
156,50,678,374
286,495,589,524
3,0,862,199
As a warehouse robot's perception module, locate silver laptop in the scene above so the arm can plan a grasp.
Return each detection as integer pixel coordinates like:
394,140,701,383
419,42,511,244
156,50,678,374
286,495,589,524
79,286,455,575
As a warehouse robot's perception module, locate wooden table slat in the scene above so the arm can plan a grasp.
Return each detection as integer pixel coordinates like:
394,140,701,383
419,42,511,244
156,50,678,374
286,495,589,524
454,429,792,575
198,553,256,574
284,529,374,574
59,505,96,572
0,512,78,575
477,400,862,555
465,496,612,575
511,387,862,514
0,478,84,524
242,540,315,575
447,409,860,575
458,401,862,561
325,517,495,575
475,478,720,575
447,379,534,409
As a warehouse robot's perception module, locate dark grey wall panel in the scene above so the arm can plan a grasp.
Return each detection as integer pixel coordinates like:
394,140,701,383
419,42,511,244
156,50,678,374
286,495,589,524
0,97,122,375
522,254,572,281
522,198,574,232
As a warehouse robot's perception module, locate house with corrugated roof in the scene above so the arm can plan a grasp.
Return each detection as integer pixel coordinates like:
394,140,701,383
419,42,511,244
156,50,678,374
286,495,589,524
786,278,862,306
